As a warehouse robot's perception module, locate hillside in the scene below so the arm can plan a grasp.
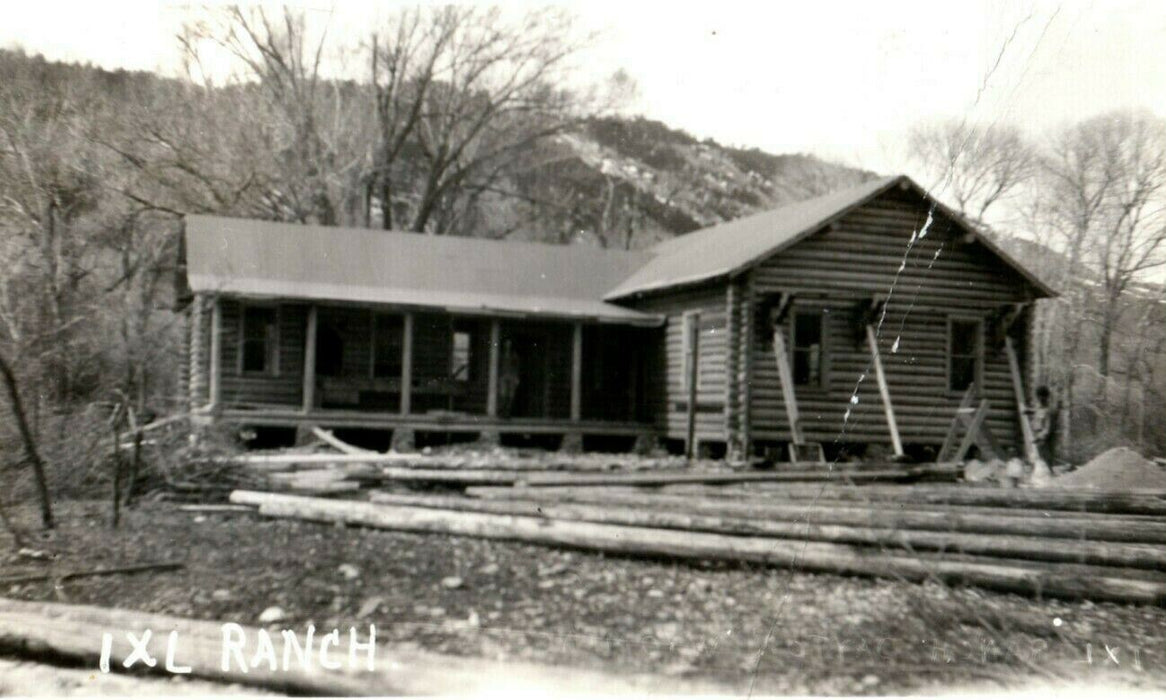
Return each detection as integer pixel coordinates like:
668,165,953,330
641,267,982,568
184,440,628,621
516,116,876,248
0,50,874,251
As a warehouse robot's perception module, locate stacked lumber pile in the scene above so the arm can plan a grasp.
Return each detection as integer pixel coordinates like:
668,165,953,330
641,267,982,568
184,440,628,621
230,482,1166,605
217,427,939,495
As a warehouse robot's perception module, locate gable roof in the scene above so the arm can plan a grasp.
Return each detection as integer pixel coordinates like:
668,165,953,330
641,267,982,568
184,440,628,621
184,215,660,326
604,174,1056,300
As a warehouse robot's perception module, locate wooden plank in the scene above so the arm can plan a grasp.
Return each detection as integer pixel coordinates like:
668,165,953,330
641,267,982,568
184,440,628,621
570,321,583,422
954,399,990,461
865,324,903,457
234,491,1166,605
771,327,803,445
938,385,976,462
1005,336,1038,462
310,426,374,454
301,304,317,412
400,312,414,415
486,320,500,418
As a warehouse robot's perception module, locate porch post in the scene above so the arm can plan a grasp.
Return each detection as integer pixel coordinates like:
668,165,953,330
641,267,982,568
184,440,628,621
570,321,583,422
486,319,501,417
208,296,222,412
301,304,317,413
400,312,414,415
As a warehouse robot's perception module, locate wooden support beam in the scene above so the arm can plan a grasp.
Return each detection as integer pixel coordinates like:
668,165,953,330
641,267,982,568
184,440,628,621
400,312,414,415
570,321,583,422
684,313,700,459
771,327,803,446
301,304,317,413
938,385,976,462
208,296,222,411
955,399,992,462
1005,337,1038,462
486,319,501,418
865,325,904,457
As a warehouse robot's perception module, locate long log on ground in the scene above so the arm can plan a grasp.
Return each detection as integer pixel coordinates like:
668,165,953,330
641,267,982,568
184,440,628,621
232,491,1166,604
216,452,687,471
0,561,184,586
520,468,916,487
465,487,1166,544
658,483,1166,516
369,492,1166,571
0,598,701,696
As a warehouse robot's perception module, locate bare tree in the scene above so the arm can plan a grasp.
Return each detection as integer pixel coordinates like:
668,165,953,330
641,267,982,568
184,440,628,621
1041,111,1166,376
0,349,52,528
368,5,591,233
179,5,370,225
907,119,1038,222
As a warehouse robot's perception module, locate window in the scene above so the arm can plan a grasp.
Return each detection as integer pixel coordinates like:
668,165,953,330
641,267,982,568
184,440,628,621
450,329,472,381
791,310,824,387
948,319,983,392
372,314,404,379
241,306,277,374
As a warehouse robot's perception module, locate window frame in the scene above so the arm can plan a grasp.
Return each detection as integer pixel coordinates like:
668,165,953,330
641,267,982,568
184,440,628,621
789,307,827,390
238,302,280,376
946,316,984,395
449,325,474,383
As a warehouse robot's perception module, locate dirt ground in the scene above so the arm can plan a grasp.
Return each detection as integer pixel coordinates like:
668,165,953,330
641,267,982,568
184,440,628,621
2,499,1165,696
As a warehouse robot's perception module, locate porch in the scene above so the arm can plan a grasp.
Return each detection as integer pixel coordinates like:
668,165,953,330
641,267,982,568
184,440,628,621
193,296,659,446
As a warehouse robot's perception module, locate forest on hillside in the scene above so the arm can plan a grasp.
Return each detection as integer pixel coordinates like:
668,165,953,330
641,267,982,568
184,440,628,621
0,5,1164,511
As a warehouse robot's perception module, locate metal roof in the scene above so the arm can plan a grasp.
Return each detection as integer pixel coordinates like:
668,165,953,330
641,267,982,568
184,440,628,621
604,175,1056,300
184,216,661,325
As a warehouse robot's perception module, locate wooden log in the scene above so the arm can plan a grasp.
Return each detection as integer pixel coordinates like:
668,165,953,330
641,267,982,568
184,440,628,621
311,427,375,455
0,598,682,696
400,312,414,415
0,561,183,586
866,324,904,457
218,452,686,471
1005,336,1039,463
369,492,1166,571
521,469,914,487
302,305,318,412
232,491,1166,605
465,488,1166,544
664,483,1166,516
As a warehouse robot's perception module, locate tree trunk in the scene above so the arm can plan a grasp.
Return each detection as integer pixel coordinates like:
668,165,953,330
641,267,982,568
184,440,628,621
0,350,53,529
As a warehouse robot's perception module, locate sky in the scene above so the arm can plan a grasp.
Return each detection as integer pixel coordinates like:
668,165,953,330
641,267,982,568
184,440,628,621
3,0,1165,174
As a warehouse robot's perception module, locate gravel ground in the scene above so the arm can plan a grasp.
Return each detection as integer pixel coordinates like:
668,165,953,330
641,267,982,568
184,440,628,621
2,499,1164,695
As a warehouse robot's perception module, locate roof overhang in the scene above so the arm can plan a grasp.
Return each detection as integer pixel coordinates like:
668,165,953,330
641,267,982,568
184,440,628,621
189,275,665,327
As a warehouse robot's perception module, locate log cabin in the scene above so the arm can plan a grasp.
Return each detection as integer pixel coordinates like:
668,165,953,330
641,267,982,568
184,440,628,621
180,174,1054,459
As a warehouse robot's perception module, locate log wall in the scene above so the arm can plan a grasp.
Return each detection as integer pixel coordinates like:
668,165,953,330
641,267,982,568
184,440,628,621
632,284,730,445
218,299,307,408
746,186,1040,449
